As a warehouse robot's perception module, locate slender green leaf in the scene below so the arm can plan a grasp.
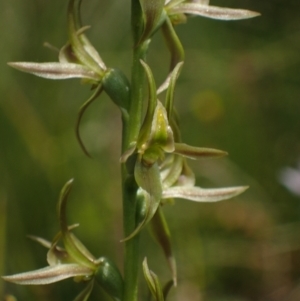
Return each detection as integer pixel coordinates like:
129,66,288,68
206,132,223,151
150,208,177,286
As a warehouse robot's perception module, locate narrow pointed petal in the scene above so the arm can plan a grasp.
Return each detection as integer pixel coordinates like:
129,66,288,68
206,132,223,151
150,207,177,286
165,62,184,118
162,185,249,202
58,180,96,269
138,60,158,146
68,0,103,74
73,280,94,301
69,232,96,263
8,62,100,81
142,258,156,296
168,4,261,21
81,32,107,70
159,17,184,93
2,264,92,285
174,143,227,159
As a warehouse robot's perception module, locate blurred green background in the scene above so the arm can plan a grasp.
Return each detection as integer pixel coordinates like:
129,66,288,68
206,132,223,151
1,0,300,300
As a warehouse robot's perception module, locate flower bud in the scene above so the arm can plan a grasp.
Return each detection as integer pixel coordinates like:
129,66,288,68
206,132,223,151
95,257,124,301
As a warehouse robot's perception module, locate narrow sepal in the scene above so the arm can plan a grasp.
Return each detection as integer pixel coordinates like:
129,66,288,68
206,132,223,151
138,60,158,147
150,207,177,286
168,3,261,21
58,179,96,269
165,61,184,118
67,0,103,74
73,280,94,301
142,258,165,301
7,62,100,81
2,264,92,285
162,185,249,202
174,143,227,159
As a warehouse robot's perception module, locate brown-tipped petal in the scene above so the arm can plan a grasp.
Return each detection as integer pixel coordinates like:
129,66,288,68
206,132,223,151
150,208,177,286
8,62,100,81
162,185,249,202
168,3,261,21
2,264,92,285
174,143,227,159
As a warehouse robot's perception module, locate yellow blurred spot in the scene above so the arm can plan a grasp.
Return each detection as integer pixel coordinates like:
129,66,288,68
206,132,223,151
190,90,224,123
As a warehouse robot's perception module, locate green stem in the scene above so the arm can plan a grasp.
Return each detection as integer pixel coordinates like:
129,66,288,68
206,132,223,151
121,1,149,301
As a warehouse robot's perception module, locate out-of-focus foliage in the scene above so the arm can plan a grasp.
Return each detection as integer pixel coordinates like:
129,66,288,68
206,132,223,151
1,0,300,300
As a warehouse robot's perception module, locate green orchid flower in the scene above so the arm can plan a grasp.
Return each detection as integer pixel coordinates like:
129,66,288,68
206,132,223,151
8,0,130,157
2,179,124,301
120,60,247,246
137,0,260,92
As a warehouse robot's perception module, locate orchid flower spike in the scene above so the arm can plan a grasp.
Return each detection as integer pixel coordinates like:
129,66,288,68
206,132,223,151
3,179,124,301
